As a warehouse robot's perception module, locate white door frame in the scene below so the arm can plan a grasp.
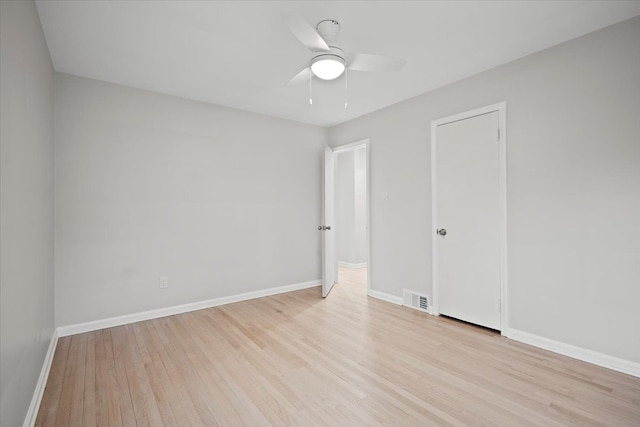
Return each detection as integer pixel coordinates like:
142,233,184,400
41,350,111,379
430,102,508,332
331,139,371,295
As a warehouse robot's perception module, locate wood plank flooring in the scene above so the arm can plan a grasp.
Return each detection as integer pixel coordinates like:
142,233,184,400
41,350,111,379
36,267,640,426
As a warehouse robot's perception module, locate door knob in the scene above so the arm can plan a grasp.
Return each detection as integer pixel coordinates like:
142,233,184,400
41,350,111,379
325,226,331,230
437,228,447,236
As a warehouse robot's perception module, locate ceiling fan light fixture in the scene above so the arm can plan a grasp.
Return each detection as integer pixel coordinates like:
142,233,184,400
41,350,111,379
311,55,346,80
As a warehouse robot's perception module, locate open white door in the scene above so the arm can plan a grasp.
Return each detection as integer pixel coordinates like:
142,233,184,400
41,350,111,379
322,146,336,297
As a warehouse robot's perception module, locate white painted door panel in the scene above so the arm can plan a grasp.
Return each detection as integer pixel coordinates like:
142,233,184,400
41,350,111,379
322,146,336,297
436,111,501,329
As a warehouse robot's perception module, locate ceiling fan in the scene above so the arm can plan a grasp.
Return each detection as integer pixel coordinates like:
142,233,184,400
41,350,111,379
285,16,406,87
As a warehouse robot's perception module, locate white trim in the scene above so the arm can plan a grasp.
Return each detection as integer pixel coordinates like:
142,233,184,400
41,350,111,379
332,140,367,153
367,290,403,306
338,261,367,268
430,118,439,315
403,303,436,316
430,102,508,332
498,104,508,333
504,328,640,378
331,138,371,297
57,280,320,337
23,329,58,427
365,141,371,296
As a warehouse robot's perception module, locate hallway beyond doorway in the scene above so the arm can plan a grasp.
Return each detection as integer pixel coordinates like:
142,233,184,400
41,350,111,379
337,266,367,297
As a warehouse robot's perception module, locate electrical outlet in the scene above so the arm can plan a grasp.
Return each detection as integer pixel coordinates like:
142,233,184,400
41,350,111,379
159,276,168,289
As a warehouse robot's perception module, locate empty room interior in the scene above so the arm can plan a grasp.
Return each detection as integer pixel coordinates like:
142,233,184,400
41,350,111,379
2,1,640,426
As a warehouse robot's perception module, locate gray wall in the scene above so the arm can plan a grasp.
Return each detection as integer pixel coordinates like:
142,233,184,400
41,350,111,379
335,148,367,265
353,148,367,264
55,73,327,326
0,1,56,426
336,151,356,263
329,17,640,363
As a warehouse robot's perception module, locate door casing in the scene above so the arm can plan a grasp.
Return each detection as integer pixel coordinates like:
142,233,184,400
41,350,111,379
430,102,508,333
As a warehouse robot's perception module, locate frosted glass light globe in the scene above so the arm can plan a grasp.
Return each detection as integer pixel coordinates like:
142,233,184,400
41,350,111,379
311,56,346,80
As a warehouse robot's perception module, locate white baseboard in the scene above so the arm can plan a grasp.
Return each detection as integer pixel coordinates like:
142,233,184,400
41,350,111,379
57,279,321,337
402,304,436,316
23,329,58,427
338,261,367,269
504,328,640,378
368,289,403,305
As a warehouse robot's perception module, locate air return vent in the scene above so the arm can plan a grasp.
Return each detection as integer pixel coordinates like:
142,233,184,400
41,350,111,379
403,290,430,313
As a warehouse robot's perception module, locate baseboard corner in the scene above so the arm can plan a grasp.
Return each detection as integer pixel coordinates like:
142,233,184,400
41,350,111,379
23,328,59,427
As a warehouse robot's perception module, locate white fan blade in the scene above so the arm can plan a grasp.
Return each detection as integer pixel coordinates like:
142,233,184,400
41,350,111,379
286,67,311,87
285,15,330,53
348,53,406,72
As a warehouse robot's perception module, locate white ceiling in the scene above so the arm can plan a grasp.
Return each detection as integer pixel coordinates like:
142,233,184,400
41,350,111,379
35,1,640,127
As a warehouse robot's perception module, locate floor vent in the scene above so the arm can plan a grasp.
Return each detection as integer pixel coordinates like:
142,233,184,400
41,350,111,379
403,290,429,313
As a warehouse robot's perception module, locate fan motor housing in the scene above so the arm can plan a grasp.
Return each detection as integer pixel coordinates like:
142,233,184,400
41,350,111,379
316,19,340,45
312,46,346,63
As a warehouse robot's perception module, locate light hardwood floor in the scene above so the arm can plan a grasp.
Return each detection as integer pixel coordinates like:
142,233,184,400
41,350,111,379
37,267,640,426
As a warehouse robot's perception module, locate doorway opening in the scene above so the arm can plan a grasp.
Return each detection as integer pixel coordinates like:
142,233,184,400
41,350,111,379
332,140,369,296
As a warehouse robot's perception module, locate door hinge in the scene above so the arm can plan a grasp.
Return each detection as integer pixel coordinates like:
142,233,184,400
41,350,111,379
497,128,501,141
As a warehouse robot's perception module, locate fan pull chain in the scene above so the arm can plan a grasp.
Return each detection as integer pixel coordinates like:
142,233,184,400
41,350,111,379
309,68,313,105
344,67,348,110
